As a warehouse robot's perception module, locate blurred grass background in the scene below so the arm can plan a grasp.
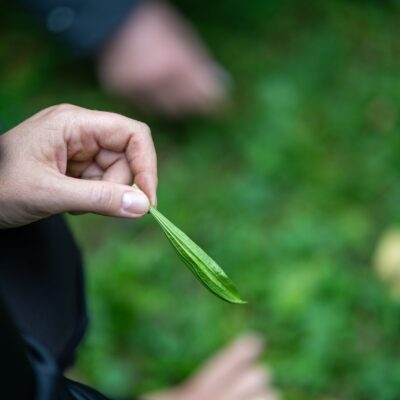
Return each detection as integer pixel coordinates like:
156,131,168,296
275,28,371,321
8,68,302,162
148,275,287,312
2,0,400,399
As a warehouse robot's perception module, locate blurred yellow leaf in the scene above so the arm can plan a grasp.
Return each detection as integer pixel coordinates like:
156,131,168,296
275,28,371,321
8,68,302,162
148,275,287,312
373,227,400,298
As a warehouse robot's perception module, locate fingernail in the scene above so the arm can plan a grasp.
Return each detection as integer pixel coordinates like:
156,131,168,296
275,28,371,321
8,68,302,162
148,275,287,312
122,191,149,215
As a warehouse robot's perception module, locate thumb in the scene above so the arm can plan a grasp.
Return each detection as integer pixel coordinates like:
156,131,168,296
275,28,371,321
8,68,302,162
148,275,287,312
53,176,150,218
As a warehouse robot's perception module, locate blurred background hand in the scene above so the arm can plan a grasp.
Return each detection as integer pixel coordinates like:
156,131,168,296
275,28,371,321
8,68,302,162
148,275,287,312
143,335,280,400
0,104,157,228
98,1,230,117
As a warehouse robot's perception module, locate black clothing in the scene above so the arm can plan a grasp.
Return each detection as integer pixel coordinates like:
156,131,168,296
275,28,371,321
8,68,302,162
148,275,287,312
0,301,110,400
0,217,111,399
0,216,87,371
0,293,36,399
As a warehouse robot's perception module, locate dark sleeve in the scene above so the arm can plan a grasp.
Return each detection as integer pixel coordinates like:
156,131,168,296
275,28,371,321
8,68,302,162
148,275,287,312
0,293,112,400
18,0,141,55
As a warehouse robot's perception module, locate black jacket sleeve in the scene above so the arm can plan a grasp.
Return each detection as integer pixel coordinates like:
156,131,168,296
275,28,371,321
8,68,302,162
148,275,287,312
19,0,140,55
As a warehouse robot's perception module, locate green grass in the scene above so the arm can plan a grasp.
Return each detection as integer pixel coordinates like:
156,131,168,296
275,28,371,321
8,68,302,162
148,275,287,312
2,1,400,399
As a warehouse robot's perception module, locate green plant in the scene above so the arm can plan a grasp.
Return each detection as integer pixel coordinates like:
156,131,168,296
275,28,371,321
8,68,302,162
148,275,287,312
149,205,245,304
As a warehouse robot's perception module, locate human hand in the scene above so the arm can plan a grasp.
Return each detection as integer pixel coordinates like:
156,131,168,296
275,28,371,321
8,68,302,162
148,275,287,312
98,1,230,117
0,104,157,228
143,334,280,400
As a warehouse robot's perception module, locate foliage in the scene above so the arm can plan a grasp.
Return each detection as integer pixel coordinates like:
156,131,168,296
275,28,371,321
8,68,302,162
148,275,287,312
2,1,400,399
149,203,245,304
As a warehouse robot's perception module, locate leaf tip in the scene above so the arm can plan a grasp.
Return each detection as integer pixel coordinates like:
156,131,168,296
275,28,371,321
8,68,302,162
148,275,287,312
223,294,247,304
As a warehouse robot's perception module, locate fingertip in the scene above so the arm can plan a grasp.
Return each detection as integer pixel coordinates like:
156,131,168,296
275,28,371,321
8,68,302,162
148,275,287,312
237,332,265,349
134,174,157,207
150,191,158,208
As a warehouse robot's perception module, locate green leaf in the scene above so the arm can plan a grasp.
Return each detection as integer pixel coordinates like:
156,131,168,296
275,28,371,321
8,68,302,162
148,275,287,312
149,206,246,304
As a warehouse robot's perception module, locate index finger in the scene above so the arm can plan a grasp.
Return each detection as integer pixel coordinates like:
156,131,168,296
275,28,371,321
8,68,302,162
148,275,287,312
62,106,158,205
125,122,158,206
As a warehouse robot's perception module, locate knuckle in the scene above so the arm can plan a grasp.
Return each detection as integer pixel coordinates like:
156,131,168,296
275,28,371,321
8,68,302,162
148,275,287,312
137,121,151,137
90,184,114,209
49,103,80,117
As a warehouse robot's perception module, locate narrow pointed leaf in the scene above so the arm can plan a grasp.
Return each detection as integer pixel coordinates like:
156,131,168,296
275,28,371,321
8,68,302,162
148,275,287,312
149,205,246,304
